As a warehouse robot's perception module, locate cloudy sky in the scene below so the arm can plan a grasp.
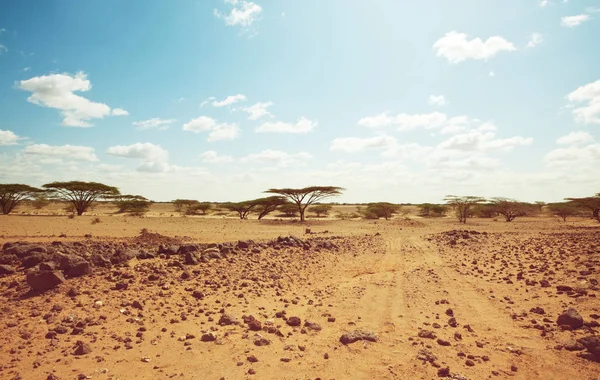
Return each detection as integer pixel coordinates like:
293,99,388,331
1,0,599,203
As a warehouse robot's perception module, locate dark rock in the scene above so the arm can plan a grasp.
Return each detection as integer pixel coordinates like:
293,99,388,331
184,251,200,265
418,330,436,339
111,249,139,265
158,244,179,255
0,264,16,276
556,285,573,292
201,333,217,342
437,367,450,377
248,320,262,331
89,253,111,267
530,307,545,315
218,313,238,326
564,341,585,351
557,308,584,328
577,336,600,356
437,339,451,346
73,341,92,356
304,321,322,331
21,253,48,269
26,271,65,292
253,337,271,346
339,330,378,345
286,316,301,327
177,244,199,255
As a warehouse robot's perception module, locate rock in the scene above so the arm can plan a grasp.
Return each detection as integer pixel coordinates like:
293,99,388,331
247,355,258,363
556,285,573,292
203,247,222,259
437,339,451,346
564,341,585,351
530,307,545,315
158,244,179,255
64,260,92,278
339,330,378,345
192,290,204,299
557,308,583,328
177,244,199,255
253,336,271,346
73,341,92,356
201,333,217,342
21,253,48,269
248,320,262,331
577,336,600,355
0,264,16,276
89,253,112,267
540,279,550,287
218,313,238,326
184,251,200,265
4,244,46,258
26,271,65,292
111,249,139,265
465,359,475,366
418,330,436,339
286,316,301,327
304,321,322,331
437,367,450,377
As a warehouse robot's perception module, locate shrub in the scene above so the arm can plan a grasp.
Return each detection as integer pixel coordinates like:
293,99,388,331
309,204,333,217
278,203,298,217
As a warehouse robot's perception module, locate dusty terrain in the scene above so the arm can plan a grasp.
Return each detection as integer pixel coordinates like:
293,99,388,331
0,205,598,380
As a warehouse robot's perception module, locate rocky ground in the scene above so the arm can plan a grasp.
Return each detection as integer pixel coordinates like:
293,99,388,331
0,217,598,379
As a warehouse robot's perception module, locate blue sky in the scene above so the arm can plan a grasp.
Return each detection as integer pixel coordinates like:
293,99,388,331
1,0,599,203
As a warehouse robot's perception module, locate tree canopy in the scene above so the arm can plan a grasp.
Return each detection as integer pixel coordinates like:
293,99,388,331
265,186,344,222
43,181,120,216
110,194,152,215
0,184,44,215
565,194,600,222
223,201,258,220
445,195,486,224
363,202,400,220
489,197,536,222
254,196,287,220
309,204,333,217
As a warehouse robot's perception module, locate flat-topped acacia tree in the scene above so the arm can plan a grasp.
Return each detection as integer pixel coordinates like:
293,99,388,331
265,186,344,222
0,184,44,214
444,195,486,224
43,181,120,216
565,194,600,222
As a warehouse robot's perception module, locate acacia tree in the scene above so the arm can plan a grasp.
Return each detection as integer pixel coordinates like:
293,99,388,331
265,186,344,222
43,181,120,216
224,201,258,220
309,204,333,217
364,202,400,220
254,196,287,220
489,197,533,222
0,184,44,214
548,202,581,222
565,194,600,222
186,202,213,215
110,194,152,215
445,195,486,224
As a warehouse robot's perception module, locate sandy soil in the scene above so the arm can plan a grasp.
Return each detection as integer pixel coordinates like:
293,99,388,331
0,208,598,380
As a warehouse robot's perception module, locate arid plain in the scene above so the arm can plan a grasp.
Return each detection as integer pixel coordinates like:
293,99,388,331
0,203,598,380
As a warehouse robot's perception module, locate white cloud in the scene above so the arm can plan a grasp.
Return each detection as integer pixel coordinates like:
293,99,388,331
539,0,549,7
428,95,447,107
133,118,177,131
200,150,234,163
433,31,516,63
256,117,317,133
438,130,532,151
200,97,216,107
0,130,22,146
330,135,396,153
561,14,590,27
183,116,240,141
208,123,240,141
526,33,544,48
556,131,595,145
107,142,169,163
111,108,129,116
215,1,262,27
23,144,98,161
241,149,312,167
18,72,127,127
212,94,247,107
0,45,7,54
358,111,476,132
183,116,218,132
567,78,600,124
241,101,273,120
545,143,600,166
489,70,496,77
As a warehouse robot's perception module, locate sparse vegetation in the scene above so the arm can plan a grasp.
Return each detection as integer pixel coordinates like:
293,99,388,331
565,194,600,222
309,204,333,217
489,197,536,222
185,202,213,215
362,202,401,220
0,184,45,215
418,203,448,217
111,195,153,216
43,181,120,216
548,202,581,222
278,203,298,217
445,195,486,224
265,186,344,222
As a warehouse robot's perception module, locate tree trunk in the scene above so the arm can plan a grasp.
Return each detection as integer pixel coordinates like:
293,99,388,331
299,208,305,222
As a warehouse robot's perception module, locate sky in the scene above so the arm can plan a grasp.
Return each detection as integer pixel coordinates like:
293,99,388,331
0,0,599,203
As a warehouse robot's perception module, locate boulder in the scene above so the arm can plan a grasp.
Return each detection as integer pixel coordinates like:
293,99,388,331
89,253,112,267
26,271,65,292
21,253,49,269
4,243,47,258
577,336,600,356
158,244,179,256
184,251,200,265
111,249,139,265
0,264,16,276
557,308,584,328
73,340,92,355
58,254,92,277
218,313,238,326
339,330,378,345
177,244,199,255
